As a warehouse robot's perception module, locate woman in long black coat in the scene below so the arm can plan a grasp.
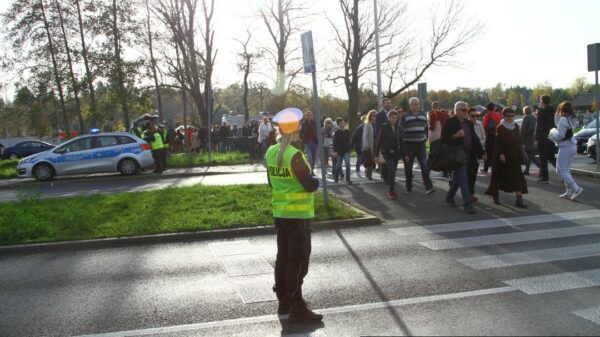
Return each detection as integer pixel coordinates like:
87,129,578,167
485,107,528,208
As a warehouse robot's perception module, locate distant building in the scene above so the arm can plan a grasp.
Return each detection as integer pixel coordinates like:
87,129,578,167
573,93,595,110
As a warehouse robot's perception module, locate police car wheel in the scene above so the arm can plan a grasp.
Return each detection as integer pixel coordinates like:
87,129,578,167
33,163,54,181
118,158,138,175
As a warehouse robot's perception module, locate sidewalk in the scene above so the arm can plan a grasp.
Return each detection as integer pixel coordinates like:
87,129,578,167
0,163,268,190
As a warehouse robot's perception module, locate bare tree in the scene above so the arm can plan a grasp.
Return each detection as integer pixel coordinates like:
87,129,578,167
327,0,406,129
144,0,163,121
367,0,483,112
259,0,308,110
236,30,262,122
74,0,98,127
155,0,211,126
54,0,84,133
39,0,70,136
199,0,217,126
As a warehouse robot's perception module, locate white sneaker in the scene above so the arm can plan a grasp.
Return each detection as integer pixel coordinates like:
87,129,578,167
558,192,571,199
570,188,584,200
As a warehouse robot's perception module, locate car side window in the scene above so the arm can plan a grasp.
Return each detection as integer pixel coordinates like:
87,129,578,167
64,138,92,153
117,136,136,144
97,136,118,148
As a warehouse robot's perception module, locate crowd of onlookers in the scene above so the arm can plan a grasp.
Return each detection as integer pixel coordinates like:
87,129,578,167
285,95,587,214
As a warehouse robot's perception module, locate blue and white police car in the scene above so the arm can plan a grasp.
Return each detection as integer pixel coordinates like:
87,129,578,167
17,131,155,181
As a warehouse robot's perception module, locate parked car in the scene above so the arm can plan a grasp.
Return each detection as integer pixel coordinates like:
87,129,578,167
1,140,55,160
574,120,598,153
586,133,598,161
17,132,154,181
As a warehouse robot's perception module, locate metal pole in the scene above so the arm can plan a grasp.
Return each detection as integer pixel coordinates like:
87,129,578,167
595,70,599,171
207,87,212,163
311,72,328,207
373,0,382,107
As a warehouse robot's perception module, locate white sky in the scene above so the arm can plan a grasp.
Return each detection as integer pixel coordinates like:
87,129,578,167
2,0,600,100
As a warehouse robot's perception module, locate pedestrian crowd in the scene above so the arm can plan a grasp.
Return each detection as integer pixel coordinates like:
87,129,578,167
272,94,584,214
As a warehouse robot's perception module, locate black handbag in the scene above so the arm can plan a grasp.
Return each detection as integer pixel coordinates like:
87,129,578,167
428,140,468,172
519,148,529,164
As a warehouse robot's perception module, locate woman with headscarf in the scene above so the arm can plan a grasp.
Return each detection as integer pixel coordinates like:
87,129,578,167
485,107,528,208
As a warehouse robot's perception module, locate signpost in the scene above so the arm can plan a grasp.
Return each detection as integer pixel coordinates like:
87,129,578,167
301,31,328,208
418,82,427,114
588,43,600,171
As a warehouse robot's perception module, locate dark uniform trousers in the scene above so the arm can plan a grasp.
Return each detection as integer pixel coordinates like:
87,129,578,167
152,148,165,173
273,218,312,305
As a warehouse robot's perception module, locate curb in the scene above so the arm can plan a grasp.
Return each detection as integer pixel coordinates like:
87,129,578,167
571,168,600,179
0,216,381,254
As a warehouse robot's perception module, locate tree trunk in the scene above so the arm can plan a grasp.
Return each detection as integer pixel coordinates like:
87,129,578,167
145,0,163,122
112,0,130,129
55,0,84,133
40,0,70,137
242,56,250,122
75,0,97,127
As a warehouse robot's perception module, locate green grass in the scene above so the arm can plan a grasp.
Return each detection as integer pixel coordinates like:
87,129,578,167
0,160,18,179
0,184,363,246
167,151,256,167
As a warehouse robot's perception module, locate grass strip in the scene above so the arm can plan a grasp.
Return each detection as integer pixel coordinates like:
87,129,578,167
0,184,362,246
167,151,256,167
0,160,18,179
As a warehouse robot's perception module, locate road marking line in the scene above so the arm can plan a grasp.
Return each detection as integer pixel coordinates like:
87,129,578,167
503,268,600,294
390,210,600,236
458,243,600,270
573,306,600,325
209,240,258,257
71,286,515,337
419,224,600,250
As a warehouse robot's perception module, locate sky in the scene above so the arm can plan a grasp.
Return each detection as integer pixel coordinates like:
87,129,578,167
1,0,600,100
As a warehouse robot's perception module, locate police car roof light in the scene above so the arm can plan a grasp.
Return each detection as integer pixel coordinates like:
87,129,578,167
89,128,100,134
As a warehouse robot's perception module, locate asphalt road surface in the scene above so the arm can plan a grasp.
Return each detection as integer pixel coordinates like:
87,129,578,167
2,157,600,336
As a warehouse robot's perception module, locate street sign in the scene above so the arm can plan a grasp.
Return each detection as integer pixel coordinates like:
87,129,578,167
301,31,316,73
588,43,600,71
418,82,427,113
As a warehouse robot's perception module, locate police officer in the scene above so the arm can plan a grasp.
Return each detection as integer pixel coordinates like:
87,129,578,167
144,123,165,174
130,122,145,138
266,108,322,323
158,123,169,171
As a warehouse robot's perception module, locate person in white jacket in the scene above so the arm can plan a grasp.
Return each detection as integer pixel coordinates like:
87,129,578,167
549,101,583,200
258,117,274,157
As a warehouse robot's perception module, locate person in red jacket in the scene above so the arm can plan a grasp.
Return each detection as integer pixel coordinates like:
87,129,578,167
481,103,501,173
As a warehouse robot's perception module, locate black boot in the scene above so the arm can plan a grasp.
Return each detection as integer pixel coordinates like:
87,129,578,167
515,195,527,208
288,299,323,323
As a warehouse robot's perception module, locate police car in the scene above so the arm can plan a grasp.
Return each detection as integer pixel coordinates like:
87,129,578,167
17,131,155,181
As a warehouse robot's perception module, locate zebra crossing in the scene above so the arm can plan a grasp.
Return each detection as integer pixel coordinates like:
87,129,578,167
389,209,600,325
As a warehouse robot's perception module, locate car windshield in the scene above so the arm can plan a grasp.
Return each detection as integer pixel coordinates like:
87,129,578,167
585,120,597,129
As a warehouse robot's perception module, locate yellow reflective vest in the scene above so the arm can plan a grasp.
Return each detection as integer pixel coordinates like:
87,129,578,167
265,144,314,219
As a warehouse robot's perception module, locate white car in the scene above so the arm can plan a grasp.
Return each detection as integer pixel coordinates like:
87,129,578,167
17,132,155,181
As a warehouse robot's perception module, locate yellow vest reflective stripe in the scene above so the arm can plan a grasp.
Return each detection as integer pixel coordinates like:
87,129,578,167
150,132,164,150
161,129,169,148
266,143,314,219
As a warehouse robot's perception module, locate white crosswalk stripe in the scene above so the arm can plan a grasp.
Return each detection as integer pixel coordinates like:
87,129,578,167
503,268,600,294
418,224,600,250
573,306,600,325
390,212,600,325
457,243,600,270
390,210,600,236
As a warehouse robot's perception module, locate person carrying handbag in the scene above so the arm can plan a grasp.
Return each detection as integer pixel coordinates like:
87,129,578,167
549,101,583,200
441,101,479,214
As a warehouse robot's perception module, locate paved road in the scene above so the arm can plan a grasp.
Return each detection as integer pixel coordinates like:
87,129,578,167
1,161,600,336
